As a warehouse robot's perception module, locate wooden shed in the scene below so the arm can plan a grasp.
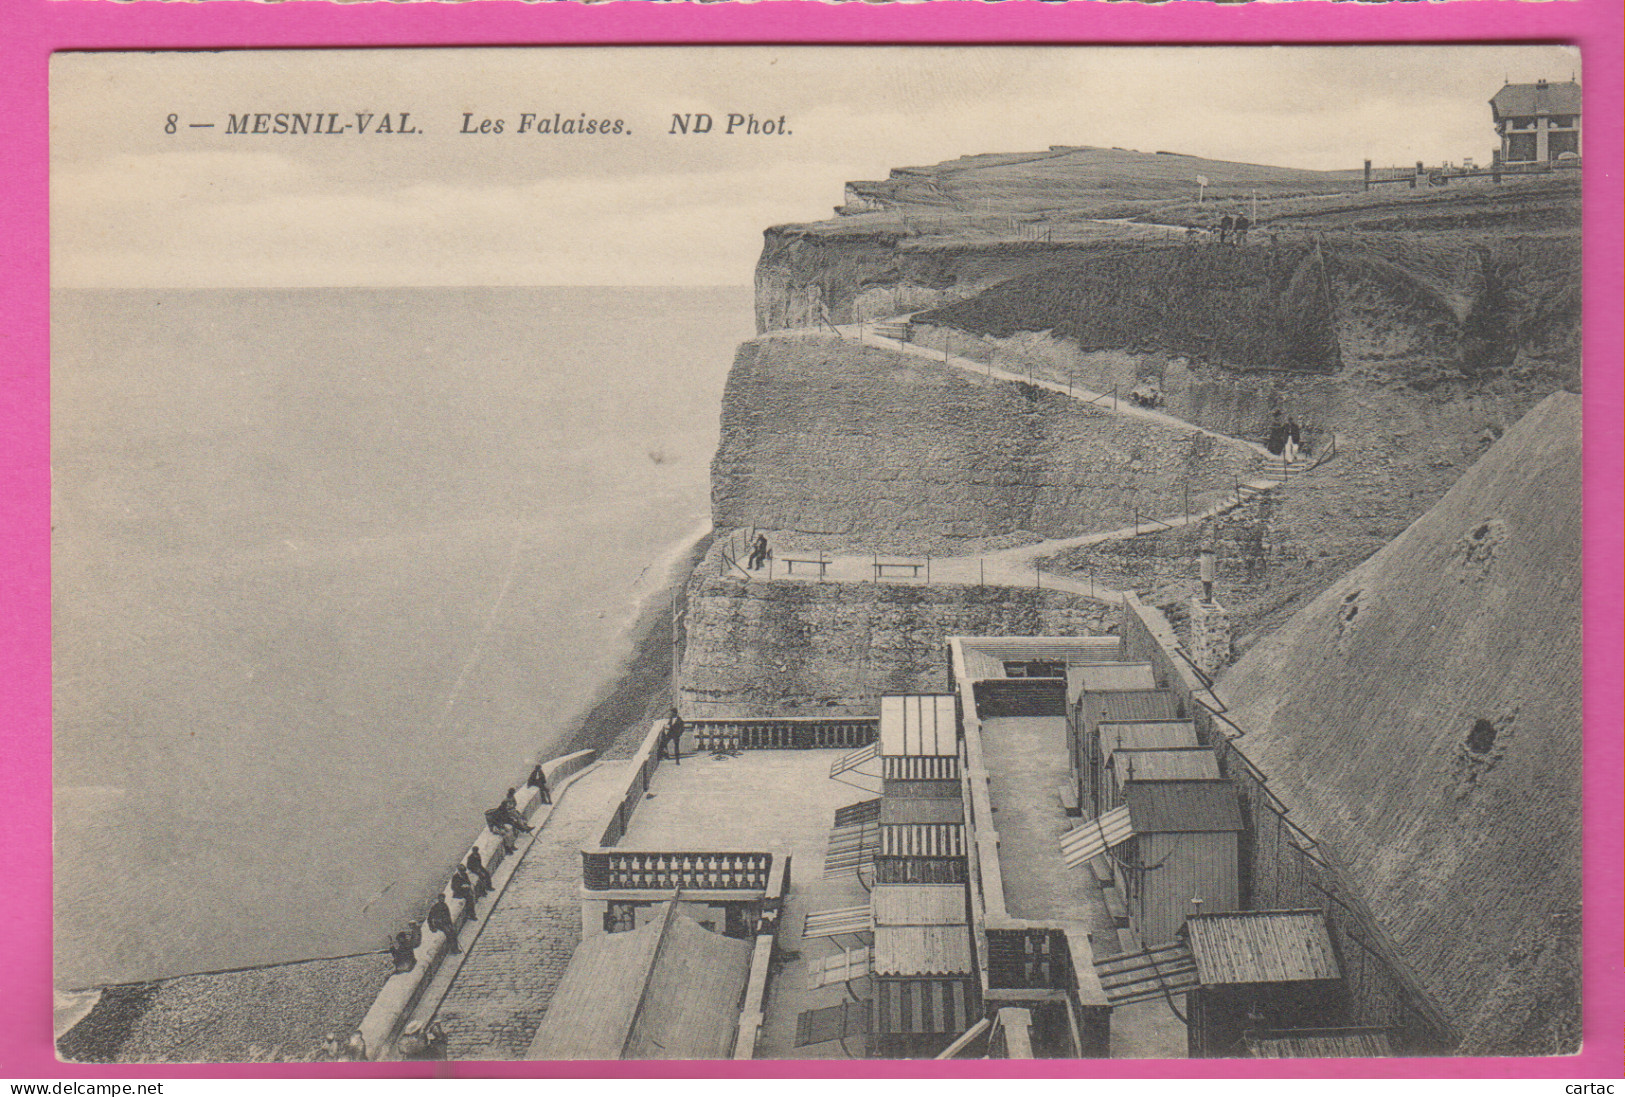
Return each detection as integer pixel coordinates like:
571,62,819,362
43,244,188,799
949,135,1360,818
1182,909,1351,1058
1106,747,1219,813
1119,779,1244,946
1087,716,1198,814
1075,691,1184,809
1067,661,1158,704
877,796,966,882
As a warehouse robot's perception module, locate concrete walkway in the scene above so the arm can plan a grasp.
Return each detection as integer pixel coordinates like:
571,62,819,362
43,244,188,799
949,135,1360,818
415,761,630,1060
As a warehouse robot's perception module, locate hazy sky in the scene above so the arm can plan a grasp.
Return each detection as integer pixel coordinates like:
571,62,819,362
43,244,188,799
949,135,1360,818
51,45,1580,288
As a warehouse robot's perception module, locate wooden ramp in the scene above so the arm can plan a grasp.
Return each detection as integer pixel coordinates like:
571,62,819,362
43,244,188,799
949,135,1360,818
1059,805,1134,867
1093,941,1200,1008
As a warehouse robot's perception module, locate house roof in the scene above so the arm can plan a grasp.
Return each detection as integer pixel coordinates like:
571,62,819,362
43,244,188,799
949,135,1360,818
1491,80,1581,120
1185,909,1341,986
1124,779,1243,834
880,694,958,757
525,903,753,1060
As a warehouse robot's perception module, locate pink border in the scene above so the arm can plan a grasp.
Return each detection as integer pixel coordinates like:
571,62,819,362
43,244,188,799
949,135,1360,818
1,0,1619,1080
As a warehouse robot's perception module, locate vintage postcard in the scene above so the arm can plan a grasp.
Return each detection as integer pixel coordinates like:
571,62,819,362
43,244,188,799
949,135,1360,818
37,41,1603,1073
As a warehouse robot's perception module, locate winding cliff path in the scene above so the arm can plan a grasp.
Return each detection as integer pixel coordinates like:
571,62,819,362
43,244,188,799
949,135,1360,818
739,320,1324,601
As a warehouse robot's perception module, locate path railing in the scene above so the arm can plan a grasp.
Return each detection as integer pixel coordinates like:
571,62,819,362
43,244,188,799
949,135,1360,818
690,717,878,752
581,849,775,892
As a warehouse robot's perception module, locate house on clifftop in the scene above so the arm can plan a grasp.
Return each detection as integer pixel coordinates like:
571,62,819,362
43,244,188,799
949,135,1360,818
1491,79,1581,166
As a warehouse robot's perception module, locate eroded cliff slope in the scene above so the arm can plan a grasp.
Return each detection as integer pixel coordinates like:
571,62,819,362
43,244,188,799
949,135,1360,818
711,335,1262,555
1216,392,1582,1055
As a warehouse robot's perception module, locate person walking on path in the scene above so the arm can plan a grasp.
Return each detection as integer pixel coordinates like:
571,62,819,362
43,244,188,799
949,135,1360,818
428,895,460,953
526,762,552,804
661,708,685,765
1266,411,1287,456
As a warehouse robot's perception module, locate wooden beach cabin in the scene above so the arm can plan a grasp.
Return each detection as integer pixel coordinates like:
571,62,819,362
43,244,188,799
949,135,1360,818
1182,909,1352,1058
1076,690,1184,814
1118,779,1244,946
1088,717,1198,816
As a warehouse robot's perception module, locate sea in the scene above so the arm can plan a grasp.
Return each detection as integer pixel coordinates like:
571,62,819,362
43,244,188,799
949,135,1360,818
50,286,753,990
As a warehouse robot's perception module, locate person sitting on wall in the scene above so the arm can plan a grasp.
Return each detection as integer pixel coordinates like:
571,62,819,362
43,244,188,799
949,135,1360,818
661,708,685,766
747,533,770,571
466,847,494,895
428,894,460,953
450,866,479,919
499,787,534,833
484,806,520,853
526,762,552,804
389,931,417,974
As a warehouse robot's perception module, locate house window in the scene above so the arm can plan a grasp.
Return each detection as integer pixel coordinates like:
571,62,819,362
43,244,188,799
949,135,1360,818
604,902,639,933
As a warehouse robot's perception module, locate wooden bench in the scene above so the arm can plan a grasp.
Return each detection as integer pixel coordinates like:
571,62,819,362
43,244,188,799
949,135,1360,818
872,558,927,580
782,556,830,578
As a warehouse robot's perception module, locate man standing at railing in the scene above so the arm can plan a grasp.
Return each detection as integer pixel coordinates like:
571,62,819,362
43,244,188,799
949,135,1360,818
661,707,685,765
1283,417,1301,463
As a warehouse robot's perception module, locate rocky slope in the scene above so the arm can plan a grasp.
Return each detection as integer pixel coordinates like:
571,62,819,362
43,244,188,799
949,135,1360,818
711,335,1262,556
1215,392,1582,1055
680,551,1111,717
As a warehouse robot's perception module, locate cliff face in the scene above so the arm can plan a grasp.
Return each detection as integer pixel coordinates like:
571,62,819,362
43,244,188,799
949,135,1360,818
680,558,1110,717
1216,392,1582,1054
711,336,1262,555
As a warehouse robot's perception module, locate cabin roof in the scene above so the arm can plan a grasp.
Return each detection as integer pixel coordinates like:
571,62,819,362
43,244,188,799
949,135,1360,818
1245,1028,1394,1058
1185,909,1341,986
525,904,753,1060
1081,690,1181,731
880,695,958,757
1099,720,1201,762
872,925,974,977
1111,747,1220,784
871,884,967,927
1124,779,1243,834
